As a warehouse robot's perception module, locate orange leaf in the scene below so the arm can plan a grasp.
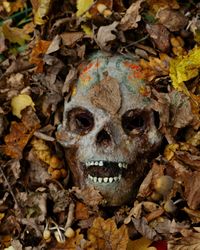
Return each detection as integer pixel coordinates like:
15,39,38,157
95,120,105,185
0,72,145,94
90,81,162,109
75,202,89,220
4,121,34,159
29,39,51,72
87,217,129,250
140,53,171,81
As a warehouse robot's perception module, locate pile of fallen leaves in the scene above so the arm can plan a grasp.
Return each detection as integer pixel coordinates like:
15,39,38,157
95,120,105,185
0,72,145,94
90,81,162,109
0,0,200,249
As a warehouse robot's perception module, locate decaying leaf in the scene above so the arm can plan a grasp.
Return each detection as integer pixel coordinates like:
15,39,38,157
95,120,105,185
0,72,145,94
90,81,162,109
87,217,129,250
119,0,144,31
146,24,170,52
72,186,104,206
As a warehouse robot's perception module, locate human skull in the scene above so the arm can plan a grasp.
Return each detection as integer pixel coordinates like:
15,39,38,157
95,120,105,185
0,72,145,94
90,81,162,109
56,51,162,206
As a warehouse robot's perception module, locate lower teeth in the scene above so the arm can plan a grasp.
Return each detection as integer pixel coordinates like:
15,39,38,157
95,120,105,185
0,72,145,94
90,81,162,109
88,175,121,183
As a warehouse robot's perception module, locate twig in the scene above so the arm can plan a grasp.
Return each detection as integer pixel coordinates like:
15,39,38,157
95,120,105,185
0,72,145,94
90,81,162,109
33,131,55,142
0,163,21,212
65,202,75,229
125,34,149,48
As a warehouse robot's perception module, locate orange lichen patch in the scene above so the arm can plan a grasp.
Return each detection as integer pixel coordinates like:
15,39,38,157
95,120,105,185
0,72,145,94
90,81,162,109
82,61,99,74
123,61,144,79
79,73,92,86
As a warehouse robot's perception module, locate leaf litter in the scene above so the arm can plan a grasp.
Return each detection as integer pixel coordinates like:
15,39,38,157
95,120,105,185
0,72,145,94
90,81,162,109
0,0,200,249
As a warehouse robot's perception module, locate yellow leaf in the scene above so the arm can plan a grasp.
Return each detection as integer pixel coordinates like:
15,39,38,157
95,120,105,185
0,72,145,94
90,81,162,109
2,20,31,45
76,0,93,17
169,46,200,94
31,0,52,25
127,237,156,250
87,217,129,250
164,143,179,161
11,94,35,119
81,24,93,36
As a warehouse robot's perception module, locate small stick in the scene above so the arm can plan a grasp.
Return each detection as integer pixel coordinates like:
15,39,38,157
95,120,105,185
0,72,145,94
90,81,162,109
0,163,21,212
65,202,75,229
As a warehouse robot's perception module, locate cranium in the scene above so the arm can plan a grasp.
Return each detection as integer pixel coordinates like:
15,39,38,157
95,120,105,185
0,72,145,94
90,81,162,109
57,51,162,206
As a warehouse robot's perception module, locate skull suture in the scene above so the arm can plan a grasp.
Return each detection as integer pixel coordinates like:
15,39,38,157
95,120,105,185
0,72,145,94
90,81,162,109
57,51,162,206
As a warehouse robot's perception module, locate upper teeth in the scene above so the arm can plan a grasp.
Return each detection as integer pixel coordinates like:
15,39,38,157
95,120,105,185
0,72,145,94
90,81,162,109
88,174,122,183
85,161,127,169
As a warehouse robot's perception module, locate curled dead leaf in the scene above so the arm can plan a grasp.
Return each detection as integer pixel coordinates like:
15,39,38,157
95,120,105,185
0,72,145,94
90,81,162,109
96,21,118,50
119,0,144,31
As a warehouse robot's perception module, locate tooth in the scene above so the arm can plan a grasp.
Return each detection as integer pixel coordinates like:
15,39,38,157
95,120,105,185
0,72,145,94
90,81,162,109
91,161,94,165
93,177,97,182
98,177,102,183
95,161,99,166
88,175,93,180
119,174,122,180
123,163,127,169
114,176,118,181
109,177,113,183
118,162,123,168
103,177,108,183
99,161,103,166
86,162,90,167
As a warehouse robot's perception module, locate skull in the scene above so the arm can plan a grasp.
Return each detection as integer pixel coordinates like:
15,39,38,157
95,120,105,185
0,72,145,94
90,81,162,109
57,51,162,206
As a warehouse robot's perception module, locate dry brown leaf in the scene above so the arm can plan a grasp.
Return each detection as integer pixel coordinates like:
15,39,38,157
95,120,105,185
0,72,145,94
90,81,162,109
157,8,188,32
183,171,200,210
60,32,84,47
146,24,170,52
87,217,129,250
89,75,121,115
72,186,103,206
175,151,200,171
132,217,161,241
96,21,118,50
119,0,144,31
168,232,200,250
46,35,61,54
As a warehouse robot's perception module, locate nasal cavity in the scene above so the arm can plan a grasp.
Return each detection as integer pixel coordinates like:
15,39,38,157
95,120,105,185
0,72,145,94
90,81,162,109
96,129,112,147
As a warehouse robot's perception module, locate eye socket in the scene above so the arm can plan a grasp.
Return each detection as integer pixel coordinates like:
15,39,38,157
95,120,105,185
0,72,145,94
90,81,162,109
122,109,146,135
68,108,94,135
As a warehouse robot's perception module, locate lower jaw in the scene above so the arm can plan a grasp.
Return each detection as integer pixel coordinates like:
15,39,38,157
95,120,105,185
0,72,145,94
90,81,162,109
85,177,137,206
